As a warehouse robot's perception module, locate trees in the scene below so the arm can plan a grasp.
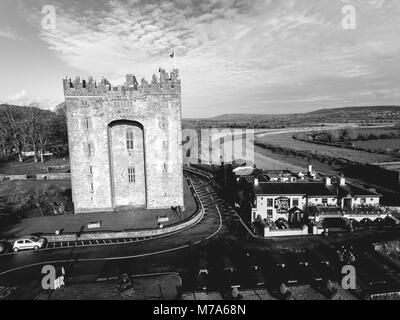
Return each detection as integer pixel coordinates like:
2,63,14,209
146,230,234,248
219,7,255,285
2,106,25,162
0,103,68,162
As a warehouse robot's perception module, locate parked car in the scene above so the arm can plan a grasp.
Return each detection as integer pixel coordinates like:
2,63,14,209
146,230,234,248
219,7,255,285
13,236,47,252
0,241,10,254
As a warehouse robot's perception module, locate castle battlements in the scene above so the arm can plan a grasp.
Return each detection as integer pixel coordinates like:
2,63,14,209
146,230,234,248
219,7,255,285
63,68,181,97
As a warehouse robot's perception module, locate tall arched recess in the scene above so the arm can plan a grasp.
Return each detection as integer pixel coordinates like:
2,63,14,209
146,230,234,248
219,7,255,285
108,120,147,210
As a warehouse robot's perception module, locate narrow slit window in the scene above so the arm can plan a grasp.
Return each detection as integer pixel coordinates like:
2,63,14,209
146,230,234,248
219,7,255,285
90,182,94,193
87,143,93,157
128,167,135,183
126,130,134,151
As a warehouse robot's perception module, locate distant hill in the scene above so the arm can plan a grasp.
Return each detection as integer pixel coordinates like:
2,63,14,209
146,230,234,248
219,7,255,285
208,106,400,121
208,114,288,121
306,106,400,115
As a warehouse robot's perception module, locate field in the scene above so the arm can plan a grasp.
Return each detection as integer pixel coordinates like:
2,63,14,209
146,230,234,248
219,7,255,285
0,157,69,175
353,138,400,152
255,132,396,164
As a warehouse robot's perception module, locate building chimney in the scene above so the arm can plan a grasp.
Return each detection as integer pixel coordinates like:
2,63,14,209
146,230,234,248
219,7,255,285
254,178,259,186
324,177,332,186
308,165,313,175
339,175,346,185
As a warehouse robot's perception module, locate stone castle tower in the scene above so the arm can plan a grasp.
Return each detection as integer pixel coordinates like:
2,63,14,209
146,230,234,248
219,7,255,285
63,68,184,214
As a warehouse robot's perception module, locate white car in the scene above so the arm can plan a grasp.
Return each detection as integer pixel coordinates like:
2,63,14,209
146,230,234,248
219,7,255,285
13,236,47,252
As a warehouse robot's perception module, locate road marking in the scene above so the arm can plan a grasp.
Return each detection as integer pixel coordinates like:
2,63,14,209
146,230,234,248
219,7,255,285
0,173,223,274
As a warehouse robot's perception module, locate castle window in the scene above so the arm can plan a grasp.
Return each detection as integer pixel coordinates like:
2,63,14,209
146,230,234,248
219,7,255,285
87,143,92,157
126,130,134,151
163,163,167,173
128,167,135,183
89,165,93,176
90,182,94,193
84,117,90,130
159,118,168,129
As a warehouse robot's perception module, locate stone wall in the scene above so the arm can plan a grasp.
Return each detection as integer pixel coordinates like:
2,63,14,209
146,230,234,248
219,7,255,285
3,175,28,181
36,173,71,180
64,68,184,213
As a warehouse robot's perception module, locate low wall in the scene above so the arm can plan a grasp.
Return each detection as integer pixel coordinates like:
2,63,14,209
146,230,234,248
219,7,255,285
36,173,71,180
3,175,27,181
264,225,309,238
45,206,203,242
44,177,204,243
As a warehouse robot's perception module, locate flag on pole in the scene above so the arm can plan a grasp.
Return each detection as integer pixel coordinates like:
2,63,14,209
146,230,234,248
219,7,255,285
170,50,176,68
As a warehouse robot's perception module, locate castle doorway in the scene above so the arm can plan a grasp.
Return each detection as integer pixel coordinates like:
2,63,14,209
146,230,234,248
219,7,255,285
108,120,147,209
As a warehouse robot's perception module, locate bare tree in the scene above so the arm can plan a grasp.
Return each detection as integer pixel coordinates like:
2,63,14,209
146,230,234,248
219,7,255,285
22,103,51,163
23,104,41,162
4,106,25,162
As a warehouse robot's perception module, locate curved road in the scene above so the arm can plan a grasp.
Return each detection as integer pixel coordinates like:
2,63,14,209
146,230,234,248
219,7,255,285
0,171,231,299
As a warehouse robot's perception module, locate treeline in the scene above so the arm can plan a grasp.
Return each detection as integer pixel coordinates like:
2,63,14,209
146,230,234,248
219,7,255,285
293,128,400,145
0,103,68,162
254,141,353,169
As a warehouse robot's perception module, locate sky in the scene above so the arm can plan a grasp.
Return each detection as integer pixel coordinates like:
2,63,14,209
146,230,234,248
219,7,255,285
0,0,399,118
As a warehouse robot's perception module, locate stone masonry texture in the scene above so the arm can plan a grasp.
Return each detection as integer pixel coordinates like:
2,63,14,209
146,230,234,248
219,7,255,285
63,68,184,214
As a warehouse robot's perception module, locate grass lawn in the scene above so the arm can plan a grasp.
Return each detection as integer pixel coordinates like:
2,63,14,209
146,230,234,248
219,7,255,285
0,157,70,175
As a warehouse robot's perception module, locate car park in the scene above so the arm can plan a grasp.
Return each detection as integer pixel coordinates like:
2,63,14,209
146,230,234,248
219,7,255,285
12,236,47,252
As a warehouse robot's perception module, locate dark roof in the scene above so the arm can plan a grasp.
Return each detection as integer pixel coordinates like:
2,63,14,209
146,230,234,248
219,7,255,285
254,182,381,197
254,183,336,196
338,183,381,197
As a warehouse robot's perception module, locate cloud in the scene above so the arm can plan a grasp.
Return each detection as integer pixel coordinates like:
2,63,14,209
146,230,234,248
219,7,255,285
0,27,21,40
2,90,61,109
3,90,28,104
13,0,400,116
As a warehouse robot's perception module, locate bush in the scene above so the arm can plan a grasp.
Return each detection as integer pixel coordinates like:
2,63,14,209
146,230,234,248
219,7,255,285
7,183,72,216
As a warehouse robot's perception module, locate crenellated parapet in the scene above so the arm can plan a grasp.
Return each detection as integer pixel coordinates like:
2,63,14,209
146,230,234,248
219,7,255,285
63,68,181,97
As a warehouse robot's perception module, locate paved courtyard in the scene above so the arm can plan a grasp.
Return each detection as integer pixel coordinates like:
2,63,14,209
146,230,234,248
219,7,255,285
0,180,197,240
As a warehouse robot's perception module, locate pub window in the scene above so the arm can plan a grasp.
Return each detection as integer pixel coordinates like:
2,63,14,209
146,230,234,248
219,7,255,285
267,198,273,207
322,198,328,205
293,198,299,207
126,130,134,151
128,167,135,183
360,198,366,204
267,210,273,218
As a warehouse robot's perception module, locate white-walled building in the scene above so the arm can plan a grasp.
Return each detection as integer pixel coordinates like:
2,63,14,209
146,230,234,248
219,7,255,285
251,177,381,223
